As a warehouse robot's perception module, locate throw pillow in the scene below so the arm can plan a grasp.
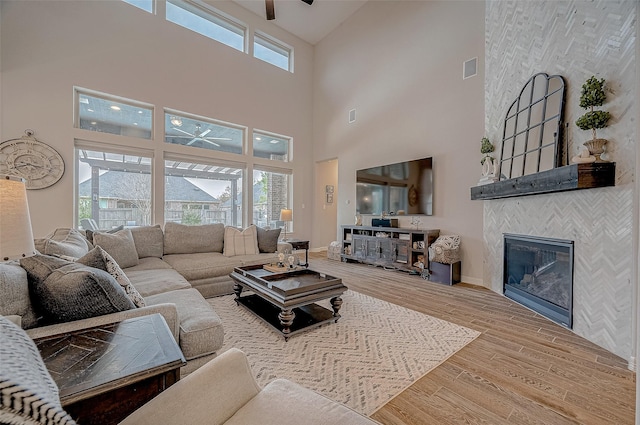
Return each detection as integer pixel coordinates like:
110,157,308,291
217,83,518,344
77,247,146,308
85,225,124,245
130,225,164,258
93,228,139,269
33,228,92,259
163,222,225,255
0,316,77,425
20,254,73,288
256,226,281,253
30,263,135,324
223,225,259,257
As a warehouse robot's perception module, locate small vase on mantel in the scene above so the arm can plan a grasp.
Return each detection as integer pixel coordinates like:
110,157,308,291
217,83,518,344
583,138,608,162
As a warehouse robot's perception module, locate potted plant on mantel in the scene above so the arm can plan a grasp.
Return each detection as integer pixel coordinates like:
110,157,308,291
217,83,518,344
575,76,611,162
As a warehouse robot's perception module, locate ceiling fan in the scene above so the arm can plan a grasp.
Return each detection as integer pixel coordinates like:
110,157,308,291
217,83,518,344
170,123,232,147
266,0,314,21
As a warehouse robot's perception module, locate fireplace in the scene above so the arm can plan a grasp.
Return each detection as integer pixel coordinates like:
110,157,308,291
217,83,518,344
503,234,574,328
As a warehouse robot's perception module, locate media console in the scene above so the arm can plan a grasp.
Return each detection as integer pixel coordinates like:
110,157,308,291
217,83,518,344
340,225,440,273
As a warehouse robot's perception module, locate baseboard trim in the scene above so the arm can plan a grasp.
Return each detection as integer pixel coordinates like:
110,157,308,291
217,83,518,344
462,275,485,287
310,247,327,253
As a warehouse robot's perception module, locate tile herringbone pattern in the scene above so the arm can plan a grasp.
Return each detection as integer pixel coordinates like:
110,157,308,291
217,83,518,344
484,0,636,361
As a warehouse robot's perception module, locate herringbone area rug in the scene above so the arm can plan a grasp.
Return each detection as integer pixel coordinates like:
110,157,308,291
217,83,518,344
208,290,480,415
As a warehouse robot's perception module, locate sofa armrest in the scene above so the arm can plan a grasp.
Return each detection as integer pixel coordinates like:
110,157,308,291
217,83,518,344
26,303,180,342
119,348,261,425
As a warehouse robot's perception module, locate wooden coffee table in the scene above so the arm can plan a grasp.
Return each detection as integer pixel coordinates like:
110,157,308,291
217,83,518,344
230,265,347,340
35,314,186,425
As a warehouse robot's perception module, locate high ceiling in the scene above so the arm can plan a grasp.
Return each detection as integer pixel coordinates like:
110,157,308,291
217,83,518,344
231,0,368,45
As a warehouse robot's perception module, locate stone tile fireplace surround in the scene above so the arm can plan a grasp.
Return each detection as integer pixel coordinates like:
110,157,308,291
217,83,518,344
484,1,636,363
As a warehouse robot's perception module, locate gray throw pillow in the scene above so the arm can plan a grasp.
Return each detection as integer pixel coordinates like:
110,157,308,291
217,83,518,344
20,254,73,287
257,227,281,253
0,316,77,425
93,228,139,268
77,247,146,308
163,222,225,254
85,225,124,245
30,263,135,324
33,228,92,259
130,225,164,258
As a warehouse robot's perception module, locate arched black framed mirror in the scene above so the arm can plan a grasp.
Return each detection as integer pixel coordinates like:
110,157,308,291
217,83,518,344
498,73,566,181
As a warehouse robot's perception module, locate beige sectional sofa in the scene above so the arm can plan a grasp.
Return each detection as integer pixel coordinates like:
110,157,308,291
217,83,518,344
0,223,289,374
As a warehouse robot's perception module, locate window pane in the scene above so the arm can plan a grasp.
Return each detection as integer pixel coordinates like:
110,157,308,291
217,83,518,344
166,0,244,52
254,33,290,71
165,113,244,154
253,169,290,230
165,159,243,227
77,92,153,139
77,148,153,230
253,132,289,161
122,0,153,13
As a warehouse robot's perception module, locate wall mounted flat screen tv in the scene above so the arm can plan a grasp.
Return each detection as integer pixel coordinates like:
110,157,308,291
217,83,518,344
356,157,433,216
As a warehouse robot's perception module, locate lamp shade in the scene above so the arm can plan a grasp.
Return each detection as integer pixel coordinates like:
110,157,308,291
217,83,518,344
279,208,292,222
0,175,36,261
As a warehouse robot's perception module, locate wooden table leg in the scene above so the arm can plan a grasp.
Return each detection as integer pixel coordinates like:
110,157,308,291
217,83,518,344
330,297,343,321
278,309,295,339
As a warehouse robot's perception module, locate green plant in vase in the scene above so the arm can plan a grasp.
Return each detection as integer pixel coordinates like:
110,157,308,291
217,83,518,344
480,137,496,176
575,76,611,161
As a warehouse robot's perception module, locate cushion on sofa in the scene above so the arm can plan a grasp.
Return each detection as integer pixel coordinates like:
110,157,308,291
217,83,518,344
256,227,281,253
162,252,243,282
130,225,164,258
225,378,377,425
20,254,73,286
0,316,77,425
34,228,91,259
29,263,135,324
93,228,139,268
0,262,40,329
223,225,259,257
163,222,225,255
77,247,145,308
144,288,224,360
125,269,191,298
123,257,173,272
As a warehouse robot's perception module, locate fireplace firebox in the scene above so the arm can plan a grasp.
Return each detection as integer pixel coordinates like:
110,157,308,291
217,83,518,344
503,234,574,328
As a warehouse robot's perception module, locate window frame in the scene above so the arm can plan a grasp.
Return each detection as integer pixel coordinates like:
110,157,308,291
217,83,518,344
166,0,247,53
75,88,155,141
252,129,292,162
252,165,293,232
253,31,293,72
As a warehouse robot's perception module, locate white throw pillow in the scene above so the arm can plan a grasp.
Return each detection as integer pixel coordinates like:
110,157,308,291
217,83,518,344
223,225,259,257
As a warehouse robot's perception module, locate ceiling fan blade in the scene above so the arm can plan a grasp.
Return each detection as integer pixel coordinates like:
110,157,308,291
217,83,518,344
300,0,313,4
199,129,212,137
266,0,275,20
205,137,232,141
202,139,220,147
186,138,199,146
172,127,194,137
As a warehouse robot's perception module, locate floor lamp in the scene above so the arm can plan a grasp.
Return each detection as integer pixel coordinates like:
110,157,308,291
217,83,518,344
0,175,36,261
279,208,292,241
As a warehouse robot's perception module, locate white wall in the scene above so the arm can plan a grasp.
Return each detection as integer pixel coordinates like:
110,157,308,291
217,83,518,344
312,1,486,284
0,0,314,238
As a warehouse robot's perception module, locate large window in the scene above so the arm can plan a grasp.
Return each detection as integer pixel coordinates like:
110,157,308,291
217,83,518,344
76,90,153,139
253,168,290,230
254,32,292,71
165,111,244,155
165,157,243,227
76,147,153,230
166,0,245,52
253,131,290,162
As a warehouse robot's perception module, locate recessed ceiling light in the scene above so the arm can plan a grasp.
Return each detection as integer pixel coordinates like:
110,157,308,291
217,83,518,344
133,122,139,126
79,97,89,104
270,139,279,144
255,137,262,141
138,110,143,114
110,105,121,111
87,108,94,112
90,121,97,125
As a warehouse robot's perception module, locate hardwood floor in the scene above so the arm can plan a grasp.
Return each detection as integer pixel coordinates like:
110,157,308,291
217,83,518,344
306,252,636,425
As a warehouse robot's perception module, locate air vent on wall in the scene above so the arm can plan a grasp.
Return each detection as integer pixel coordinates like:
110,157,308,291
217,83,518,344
349,109,356,123
463,57,478,80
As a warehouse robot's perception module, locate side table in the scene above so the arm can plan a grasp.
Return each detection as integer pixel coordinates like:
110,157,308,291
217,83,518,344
35,314,186,425
284,238,310,267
